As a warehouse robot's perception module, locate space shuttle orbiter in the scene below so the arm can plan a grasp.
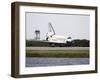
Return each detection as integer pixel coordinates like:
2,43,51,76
46,22,72,44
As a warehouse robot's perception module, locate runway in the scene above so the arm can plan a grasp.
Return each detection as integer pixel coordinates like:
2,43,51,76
26,47,89,50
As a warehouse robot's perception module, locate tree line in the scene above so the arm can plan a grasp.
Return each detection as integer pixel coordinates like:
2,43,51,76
26,39,89,47
68,39,89,47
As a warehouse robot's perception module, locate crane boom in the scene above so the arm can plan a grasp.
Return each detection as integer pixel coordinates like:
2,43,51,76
48,22,56,35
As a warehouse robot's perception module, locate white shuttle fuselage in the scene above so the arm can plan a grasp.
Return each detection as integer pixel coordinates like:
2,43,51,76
47,33,67,43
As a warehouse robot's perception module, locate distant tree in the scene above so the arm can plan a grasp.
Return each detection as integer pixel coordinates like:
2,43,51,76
71,39,89,47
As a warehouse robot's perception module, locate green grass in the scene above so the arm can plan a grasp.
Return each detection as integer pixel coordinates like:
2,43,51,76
26,50,89,58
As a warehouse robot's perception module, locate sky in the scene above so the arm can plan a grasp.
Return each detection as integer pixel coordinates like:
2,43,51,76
25,12,90,40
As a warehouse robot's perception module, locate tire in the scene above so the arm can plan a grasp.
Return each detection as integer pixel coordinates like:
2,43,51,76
67,41,72,47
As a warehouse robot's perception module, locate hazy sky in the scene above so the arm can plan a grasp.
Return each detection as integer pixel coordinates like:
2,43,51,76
25,12,90,40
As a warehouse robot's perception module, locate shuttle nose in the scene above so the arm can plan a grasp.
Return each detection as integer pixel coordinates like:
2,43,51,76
67,37,72,42
67,37,71,39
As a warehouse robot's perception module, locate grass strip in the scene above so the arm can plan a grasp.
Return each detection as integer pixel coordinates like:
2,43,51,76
26,50,89,58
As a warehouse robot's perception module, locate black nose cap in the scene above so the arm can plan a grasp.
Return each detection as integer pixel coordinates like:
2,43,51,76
67,37,71,39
